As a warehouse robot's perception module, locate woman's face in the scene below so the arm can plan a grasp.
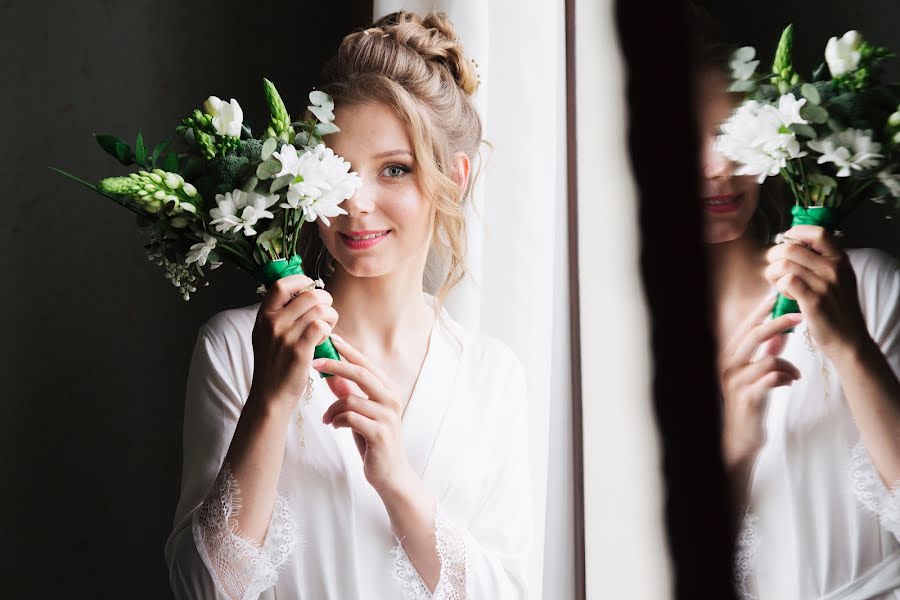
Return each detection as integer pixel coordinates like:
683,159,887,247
696,67,760,244
317,102,434,280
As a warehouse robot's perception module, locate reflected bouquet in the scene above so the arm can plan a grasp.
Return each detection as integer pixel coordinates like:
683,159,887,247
52,79,361,360
716,25,900,319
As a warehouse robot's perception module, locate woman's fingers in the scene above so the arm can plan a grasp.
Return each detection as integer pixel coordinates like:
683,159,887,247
731,313,804,364
726,355,800,397
330,410,385,444
767,241,834,280
780,225,841,258
765,259,827,295
723,294,779,358
312,357,390,404
775,272,816,307
329,334,391,385
280,289,334,323
259,274,316,313
323,394,390,425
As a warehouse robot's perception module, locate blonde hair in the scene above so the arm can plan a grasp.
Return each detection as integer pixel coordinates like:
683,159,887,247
305,11,483,305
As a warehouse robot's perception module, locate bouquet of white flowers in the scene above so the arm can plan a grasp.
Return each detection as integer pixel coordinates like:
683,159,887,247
717,25,900,319
52,79,361,361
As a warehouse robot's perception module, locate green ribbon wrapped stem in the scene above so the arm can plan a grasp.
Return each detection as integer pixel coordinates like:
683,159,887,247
772,205,840,330
256,255,340,373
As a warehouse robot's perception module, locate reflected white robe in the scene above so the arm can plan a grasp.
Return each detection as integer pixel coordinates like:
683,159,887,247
738,249,900,600
164,296,533,599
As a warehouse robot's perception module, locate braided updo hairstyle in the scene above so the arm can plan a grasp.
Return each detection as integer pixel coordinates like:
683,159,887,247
309,11,483,304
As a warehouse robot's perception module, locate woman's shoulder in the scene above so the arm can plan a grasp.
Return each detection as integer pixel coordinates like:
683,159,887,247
197,301,262,347
845,248,900,339
437,308,526,381
846,247,899,278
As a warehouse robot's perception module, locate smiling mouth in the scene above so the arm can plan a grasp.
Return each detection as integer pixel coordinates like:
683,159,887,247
702,194,741,214
339,230,391,249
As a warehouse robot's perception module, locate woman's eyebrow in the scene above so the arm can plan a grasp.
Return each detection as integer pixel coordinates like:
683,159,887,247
372,149,413,159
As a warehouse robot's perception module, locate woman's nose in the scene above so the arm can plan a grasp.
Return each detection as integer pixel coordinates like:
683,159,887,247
702,135,734,180
340,179,376,215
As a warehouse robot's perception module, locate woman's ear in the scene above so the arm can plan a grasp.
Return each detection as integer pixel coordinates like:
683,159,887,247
452,152,471,198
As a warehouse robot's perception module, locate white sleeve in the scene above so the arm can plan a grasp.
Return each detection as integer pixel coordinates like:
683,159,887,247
848,249,900,540
164,324,297,600
390,355,533,599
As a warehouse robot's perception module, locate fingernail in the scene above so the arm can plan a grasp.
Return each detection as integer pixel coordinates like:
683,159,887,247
311,358,325,368
788,313,804,322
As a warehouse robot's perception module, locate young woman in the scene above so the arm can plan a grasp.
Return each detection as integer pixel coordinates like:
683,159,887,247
164,12,532,599
696,48,900,599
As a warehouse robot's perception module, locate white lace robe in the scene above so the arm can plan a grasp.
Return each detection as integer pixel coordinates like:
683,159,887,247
736,249,900,600
164,297,533,599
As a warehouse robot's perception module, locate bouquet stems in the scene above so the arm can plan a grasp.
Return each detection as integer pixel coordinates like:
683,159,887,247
255,255,340,373
772,205,840,329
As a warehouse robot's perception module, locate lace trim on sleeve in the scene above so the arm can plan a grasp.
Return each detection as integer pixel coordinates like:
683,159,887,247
850,441,900,538
391,505,468,599
192,461,297,600
734,510,760,600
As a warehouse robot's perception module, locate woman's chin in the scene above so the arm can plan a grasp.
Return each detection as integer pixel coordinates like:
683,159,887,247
703,224,748,244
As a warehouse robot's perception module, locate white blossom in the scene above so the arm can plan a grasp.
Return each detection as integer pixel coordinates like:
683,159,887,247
716,94,809,183
210,189,279,236
277,144,362,226
807,129,883,177
825,30,863,77
203,96,244,137
185,232,220,268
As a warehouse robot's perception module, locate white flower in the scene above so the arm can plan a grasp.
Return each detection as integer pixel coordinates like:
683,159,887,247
185,232,219,267
272,144,305,178
716,95,809,183
825,30,863,77
877,168,900,198
210,189,279,236
807,129,883,177
730,46,760,82
203,96,244,137
277,144,362,226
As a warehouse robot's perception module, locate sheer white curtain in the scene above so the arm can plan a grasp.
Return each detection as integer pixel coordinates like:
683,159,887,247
373,1,569,597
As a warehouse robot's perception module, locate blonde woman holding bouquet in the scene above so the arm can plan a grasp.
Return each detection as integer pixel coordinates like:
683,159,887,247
694,40,900,600
164,12,532,600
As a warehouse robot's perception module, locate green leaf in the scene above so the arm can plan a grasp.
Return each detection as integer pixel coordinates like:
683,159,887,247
95,134,125,159
261,137,278,161
162,151,179,172
269,173,294,193
827,118,844,132
800,83,821,105
151,137,174,167
95,134,134,166
241,176,259,192
135,131,147,166
255,157,281,180
799,103,829,124
790,123,818,139
308,90,334,110
314,122,340,136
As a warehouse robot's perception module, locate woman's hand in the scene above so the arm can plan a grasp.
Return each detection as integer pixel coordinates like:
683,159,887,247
249,274,338,414
314,334,415,496
719,295,803,476
765,225,871,359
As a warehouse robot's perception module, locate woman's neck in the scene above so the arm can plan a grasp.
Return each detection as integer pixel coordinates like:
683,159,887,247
708,232,771,338
326,264,435,355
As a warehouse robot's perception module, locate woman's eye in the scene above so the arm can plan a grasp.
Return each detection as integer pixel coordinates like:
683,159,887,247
382,165,409,178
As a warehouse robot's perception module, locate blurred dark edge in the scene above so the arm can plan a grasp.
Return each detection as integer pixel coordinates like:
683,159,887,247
615,2,737,599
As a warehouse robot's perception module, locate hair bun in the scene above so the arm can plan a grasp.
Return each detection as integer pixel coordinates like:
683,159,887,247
366,12,479,96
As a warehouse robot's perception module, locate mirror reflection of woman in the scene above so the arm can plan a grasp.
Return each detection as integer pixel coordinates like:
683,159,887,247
695,42,900,600
164,12,533,599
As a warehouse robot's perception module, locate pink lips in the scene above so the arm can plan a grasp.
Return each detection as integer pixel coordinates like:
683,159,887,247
702,193,741,214
339,229,391,250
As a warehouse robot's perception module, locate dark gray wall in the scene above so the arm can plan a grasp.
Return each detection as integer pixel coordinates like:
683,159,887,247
1,1,370,597
701,0,900,258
